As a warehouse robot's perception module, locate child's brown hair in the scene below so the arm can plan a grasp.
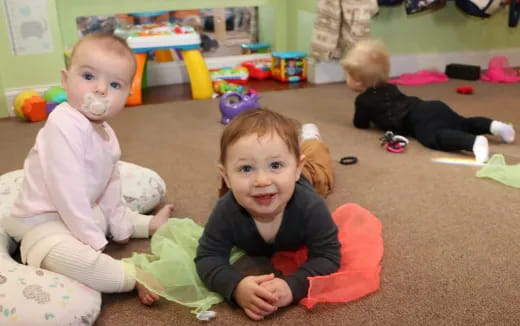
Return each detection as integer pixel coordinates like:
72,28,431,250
218,108,301,197
341,39,390,88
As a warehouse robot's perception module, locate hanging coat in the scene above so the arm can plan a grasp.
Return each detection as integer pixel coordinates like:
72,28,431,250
310,0,379,60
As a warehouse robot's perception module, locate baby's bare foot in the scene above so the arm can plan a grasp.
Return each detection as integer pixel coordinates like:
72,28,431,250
149,204,175,235
136,282,160,306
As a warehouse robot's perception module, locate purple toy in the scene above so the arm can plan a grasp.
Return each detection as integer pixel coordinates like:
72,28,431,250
219,90,261,124
46,101,58,114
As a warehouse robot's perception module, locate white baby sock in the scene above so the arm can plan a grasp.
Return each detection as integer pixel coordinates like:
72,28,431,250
490,121,515,143
472,135,489,164
301,123,322,141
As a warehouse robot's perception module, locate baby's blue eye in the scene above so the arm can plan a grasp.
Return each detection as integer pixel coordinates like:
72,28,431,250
240,165,253,173
82,73,94,81
110,82,121,89
270,161,282,169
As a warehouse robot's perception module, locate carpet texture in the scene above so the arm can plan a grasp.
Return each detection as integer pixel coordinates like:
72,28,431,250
0,80,519,325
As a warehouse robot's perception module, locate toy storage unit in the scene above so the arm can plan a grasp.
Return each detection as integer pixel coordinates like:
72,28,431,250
270,51,307,83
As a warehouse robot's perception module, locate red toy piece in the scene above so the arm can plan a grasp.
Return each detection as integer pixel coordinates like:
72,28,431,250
242,59,272,80
456,86,474,94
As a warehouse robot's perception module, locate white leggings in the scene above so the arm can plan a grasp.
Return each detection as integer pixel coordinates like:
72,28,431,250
41,238,135,293
3,208,151,293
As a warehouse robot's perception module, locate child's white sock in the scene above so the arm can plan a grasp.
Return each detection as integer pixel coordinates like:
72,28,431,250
301,123,321,141
490,120,515,143
472,135,489,163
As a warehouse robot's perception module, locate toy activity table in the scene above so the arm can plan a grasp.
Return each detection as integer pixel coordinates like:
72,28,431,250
115,23,213,105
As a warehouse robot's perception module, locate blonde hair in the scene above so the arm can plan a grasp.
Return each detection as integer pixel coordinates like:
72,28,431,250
218,108,301,197
69,32,137,80
341,39,390,88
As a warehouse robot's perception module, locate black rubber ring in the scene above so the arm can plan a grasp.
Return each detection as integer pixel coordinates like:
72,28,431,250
339,156,358,165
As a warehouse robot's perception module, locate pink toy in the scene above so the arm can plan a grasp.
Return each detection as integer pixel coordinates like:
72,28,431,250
481,56,520,83
379,131,408,153
389,70,448,85
219,90,260,124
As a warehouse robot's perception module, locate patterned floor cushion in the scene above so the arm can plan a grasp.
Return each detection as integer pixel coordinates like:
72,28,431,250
0,161,168,325
0,229,101,325
118,161,167,214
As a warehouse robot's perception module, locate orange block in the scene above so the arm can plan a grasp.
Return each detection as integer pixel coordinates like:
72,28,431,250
22,96,48,122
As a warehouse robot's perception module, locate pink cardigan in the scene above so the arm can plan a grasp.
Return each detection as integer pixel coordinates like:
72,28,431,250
11,103,133,250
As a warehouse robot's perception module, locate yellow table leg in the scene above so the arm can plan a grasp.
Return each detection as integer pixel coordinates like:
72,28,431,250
182,49,213,100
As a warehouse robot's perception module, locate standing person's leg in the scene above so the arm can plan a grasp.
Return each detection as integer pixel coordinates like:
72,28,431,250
300,124,334,198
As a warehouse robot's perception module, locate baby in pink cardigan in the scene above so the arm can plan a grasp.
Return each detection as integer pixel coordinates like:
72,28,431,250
2,32,172,305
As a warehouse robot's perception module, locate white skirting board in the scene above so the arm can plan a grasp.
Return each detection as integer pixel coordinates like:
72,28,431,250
4,49,520,117
308,48,520,84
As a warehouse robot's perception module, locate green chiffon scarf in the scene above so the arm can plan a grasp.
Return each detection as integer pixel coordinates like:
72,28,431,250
123,218,245,314
476,154,520,188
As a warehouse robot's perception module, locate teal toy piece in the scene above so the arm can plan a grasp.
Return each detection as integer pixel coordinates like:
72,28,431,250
43,86,67,103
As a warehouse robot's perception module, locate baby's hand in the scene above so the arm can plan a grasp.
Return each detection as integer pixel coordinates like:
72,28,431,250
260,278,293,308
149,204,175,235
234,274,279,320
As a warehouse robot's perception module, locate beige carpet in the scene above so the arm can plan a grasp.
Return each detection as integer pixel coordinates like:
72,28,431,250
1,80,519,325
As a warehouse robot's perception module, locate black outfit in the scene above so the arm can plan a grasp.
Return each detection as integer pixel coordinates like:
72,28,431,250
195,176,341,305
354,83,492,151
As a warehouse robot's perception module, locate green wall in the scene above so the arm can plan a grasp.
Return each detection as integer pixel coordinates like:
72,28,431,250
372,3,520,53
0,0,63,116
0,0,64,90
286,0,520,53
55,0,281,50
1,0,520,117
0,75,6,118
0,3,7,117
